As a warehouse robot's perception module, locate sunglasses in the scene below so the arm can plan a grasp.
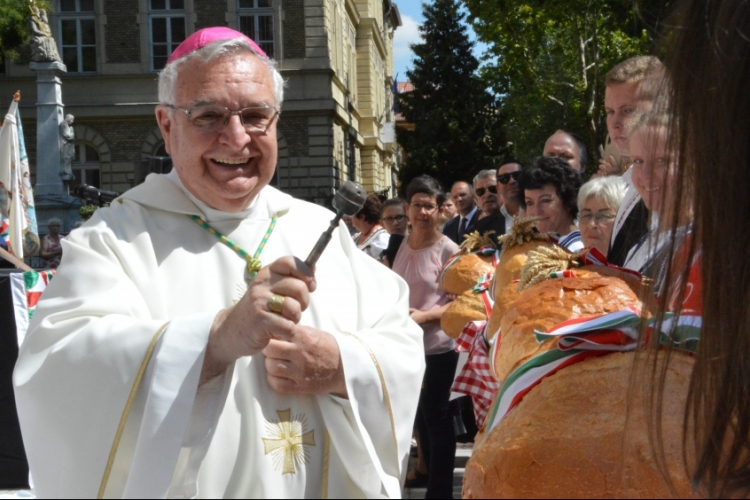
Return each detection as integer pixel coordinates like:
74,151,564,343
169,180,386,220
476,185,498,197
497,171,521,185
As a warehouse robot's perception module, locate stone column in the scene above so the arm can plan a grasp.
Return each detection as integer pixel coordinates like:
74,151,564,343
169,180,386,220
29,61,82,237
29,61,67,196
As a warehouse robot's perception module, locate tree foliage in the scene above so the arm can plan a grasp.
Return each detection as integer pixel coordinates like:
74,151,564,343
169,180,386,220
461,0,673,174
0,0,50,60
397,0,506,194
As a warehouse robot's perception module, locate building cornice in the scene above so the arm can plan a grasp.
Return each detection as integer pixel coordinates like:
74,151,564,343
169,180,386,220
344,0,361,25
358,18,388,60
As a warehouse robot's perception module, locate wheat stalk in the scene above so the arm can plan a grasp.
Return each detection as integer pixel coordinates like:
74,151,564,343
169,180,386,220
518,245,579,290
498,216,551,250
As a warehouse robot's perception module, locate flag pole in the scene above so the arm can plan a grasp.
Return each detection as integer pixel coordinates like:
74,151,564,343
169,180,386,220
0,246,33,272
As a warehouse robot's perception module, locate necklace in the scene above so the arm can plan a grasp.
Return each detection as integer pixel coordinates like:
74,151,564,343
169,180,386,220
189,214,278,284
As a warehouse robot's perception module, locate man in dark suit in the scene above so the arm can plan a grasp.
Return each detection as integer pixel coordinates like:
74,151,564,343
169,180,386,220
443,181,479,245
473,170,507,241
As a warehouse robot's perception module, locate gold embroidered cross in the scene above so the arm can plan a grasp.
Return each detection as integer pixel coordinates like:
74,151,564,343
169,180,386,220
262,409,316,475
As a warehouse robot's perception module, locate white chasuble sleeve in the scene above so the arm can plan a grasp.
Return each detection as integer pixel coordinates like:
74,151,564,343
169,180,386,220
321,223,426,498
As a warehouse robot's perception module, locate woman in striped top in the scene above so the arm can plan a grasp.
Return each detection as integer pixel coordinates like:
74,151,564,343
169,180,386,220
519,156,584,252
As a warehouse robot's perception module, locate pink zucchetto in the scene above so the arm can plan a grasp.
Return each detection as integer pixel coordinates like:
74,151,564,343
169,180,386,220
166,27,267,65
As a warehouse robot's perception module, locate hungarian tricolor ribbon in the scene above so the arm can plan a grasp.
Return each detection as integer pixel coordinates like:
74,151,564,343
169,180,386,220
11,270,55,347
484,308,700,433
577,247,644,281
452,321,499,428
472,272,495,317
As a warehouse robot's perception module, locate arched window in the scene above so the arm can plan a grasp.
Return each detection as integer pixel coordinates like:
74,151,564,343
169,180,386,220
72,143,101,189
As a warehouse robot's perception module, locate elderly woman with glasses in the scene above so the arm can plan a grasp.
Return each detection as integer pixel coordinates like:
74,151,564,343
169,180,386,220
577,177,628,257
520,156,584,251
40,217,64,269
392,175,460,498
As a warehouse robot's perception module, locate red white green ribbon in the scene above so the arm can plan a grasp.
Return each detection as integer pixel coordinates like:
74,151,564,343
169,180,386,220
485,308,700,433
472,272,495,317
578,247,644,281
11,270,55,347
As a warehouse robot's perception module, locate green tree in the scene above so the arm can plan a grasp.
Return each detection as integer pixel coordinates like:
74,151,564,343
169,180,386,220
461,0,668,173
0,0,50,60
397,0,506,193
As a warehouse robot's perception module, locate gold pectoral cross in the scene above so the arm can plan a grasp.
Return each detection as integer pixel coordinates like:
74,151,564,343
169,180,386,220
262,409,316,475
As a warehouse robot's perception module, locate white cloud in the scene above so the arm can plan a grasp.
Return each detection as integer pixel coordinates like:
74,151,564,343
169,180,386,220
393,15,421,75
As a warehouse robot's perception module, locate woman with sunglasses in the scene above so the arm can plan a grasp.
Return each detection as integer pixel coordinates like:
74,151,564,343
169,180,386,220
519,156,584,251
392,175,460,498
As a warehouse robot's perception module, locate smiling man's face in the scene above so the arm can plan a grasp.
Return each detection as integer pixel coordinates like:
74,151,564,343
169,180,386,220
156,52,278,212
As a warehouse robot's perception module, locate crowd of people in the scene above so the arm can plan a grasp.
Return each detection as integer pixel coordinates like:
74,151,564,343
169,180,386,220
13,1,750,495
344,54,681,498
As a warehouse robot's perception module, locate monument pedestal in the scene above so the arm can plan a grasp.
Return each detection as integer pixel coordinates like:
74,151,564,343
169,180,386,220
29,61,81,233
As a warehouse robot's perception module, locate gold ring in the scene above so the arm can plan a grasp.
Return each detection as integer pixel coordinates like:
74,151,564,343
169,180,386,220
268,294,285,314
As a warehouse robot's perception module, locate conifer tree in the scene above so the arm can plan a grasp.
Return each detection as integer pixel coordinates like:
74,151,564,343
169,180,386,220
397,0,505,193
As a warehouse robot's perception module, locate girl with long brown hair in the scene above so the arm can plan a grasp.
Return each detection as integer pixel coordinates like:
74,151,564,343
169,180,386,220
644,0,750,496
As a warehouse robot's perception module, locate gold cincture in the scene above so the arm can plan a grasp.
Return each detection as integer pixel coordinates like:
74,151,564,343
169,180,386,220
263,409,316,475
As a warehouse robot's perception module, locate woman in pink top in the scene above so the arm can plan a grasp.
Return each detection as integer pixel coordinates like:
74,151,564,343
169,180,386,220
393,175,460,498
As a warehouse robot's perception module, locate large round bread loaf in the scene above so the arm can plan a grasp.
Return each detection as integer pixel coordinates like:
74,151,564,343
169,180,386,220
493,240,551,298
441,290,488,338
486,281,520,341
440,253,496,295
464,351,696,498
493,268,648,383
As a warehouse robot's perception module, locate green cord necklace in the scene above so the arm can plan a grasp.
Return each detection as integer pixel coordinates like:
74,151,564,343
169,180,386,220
189,214,278,283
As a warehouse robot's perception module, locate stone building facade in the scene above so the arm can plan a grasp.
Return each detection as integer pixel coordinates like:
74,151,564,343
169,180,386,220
0,0,402,205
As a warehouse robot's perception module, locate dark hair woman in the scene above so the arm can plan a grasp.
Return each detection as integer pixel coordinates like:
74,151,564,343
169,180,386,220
392,175,459,498
519,156,584,251
643,0,750,497
351,194,389,260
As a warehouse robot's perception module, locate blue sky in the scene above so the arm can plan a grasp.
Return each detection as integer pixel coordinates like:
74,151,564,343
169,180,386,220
393,1,488,81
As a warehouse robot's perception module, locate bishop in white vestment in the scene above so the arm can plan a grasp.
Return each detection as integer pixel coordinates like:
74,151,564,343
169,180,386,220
13,28,425,499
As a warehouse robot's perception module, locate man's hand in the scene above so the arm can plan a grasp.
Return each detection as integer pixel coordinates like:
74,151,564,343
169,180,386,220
200,257,317,385
263,326,348,399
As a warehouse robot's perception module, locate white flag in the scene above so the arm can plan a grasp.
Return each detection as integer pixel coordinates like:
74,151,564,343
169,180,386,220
0,97,39,260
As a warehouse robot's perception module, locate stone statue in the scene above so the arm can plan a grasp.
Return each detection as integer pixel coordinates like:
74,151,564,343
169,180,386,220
30,3,62,64
59,115,76,182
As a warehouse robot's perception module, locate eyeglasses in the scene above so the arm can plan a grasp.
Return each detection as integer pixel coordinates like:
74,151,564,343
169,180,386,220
580,213,617,225
497,171,521,185
410,202,439,213
383,215,407,224
475,185,498,197
166,103,280,133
